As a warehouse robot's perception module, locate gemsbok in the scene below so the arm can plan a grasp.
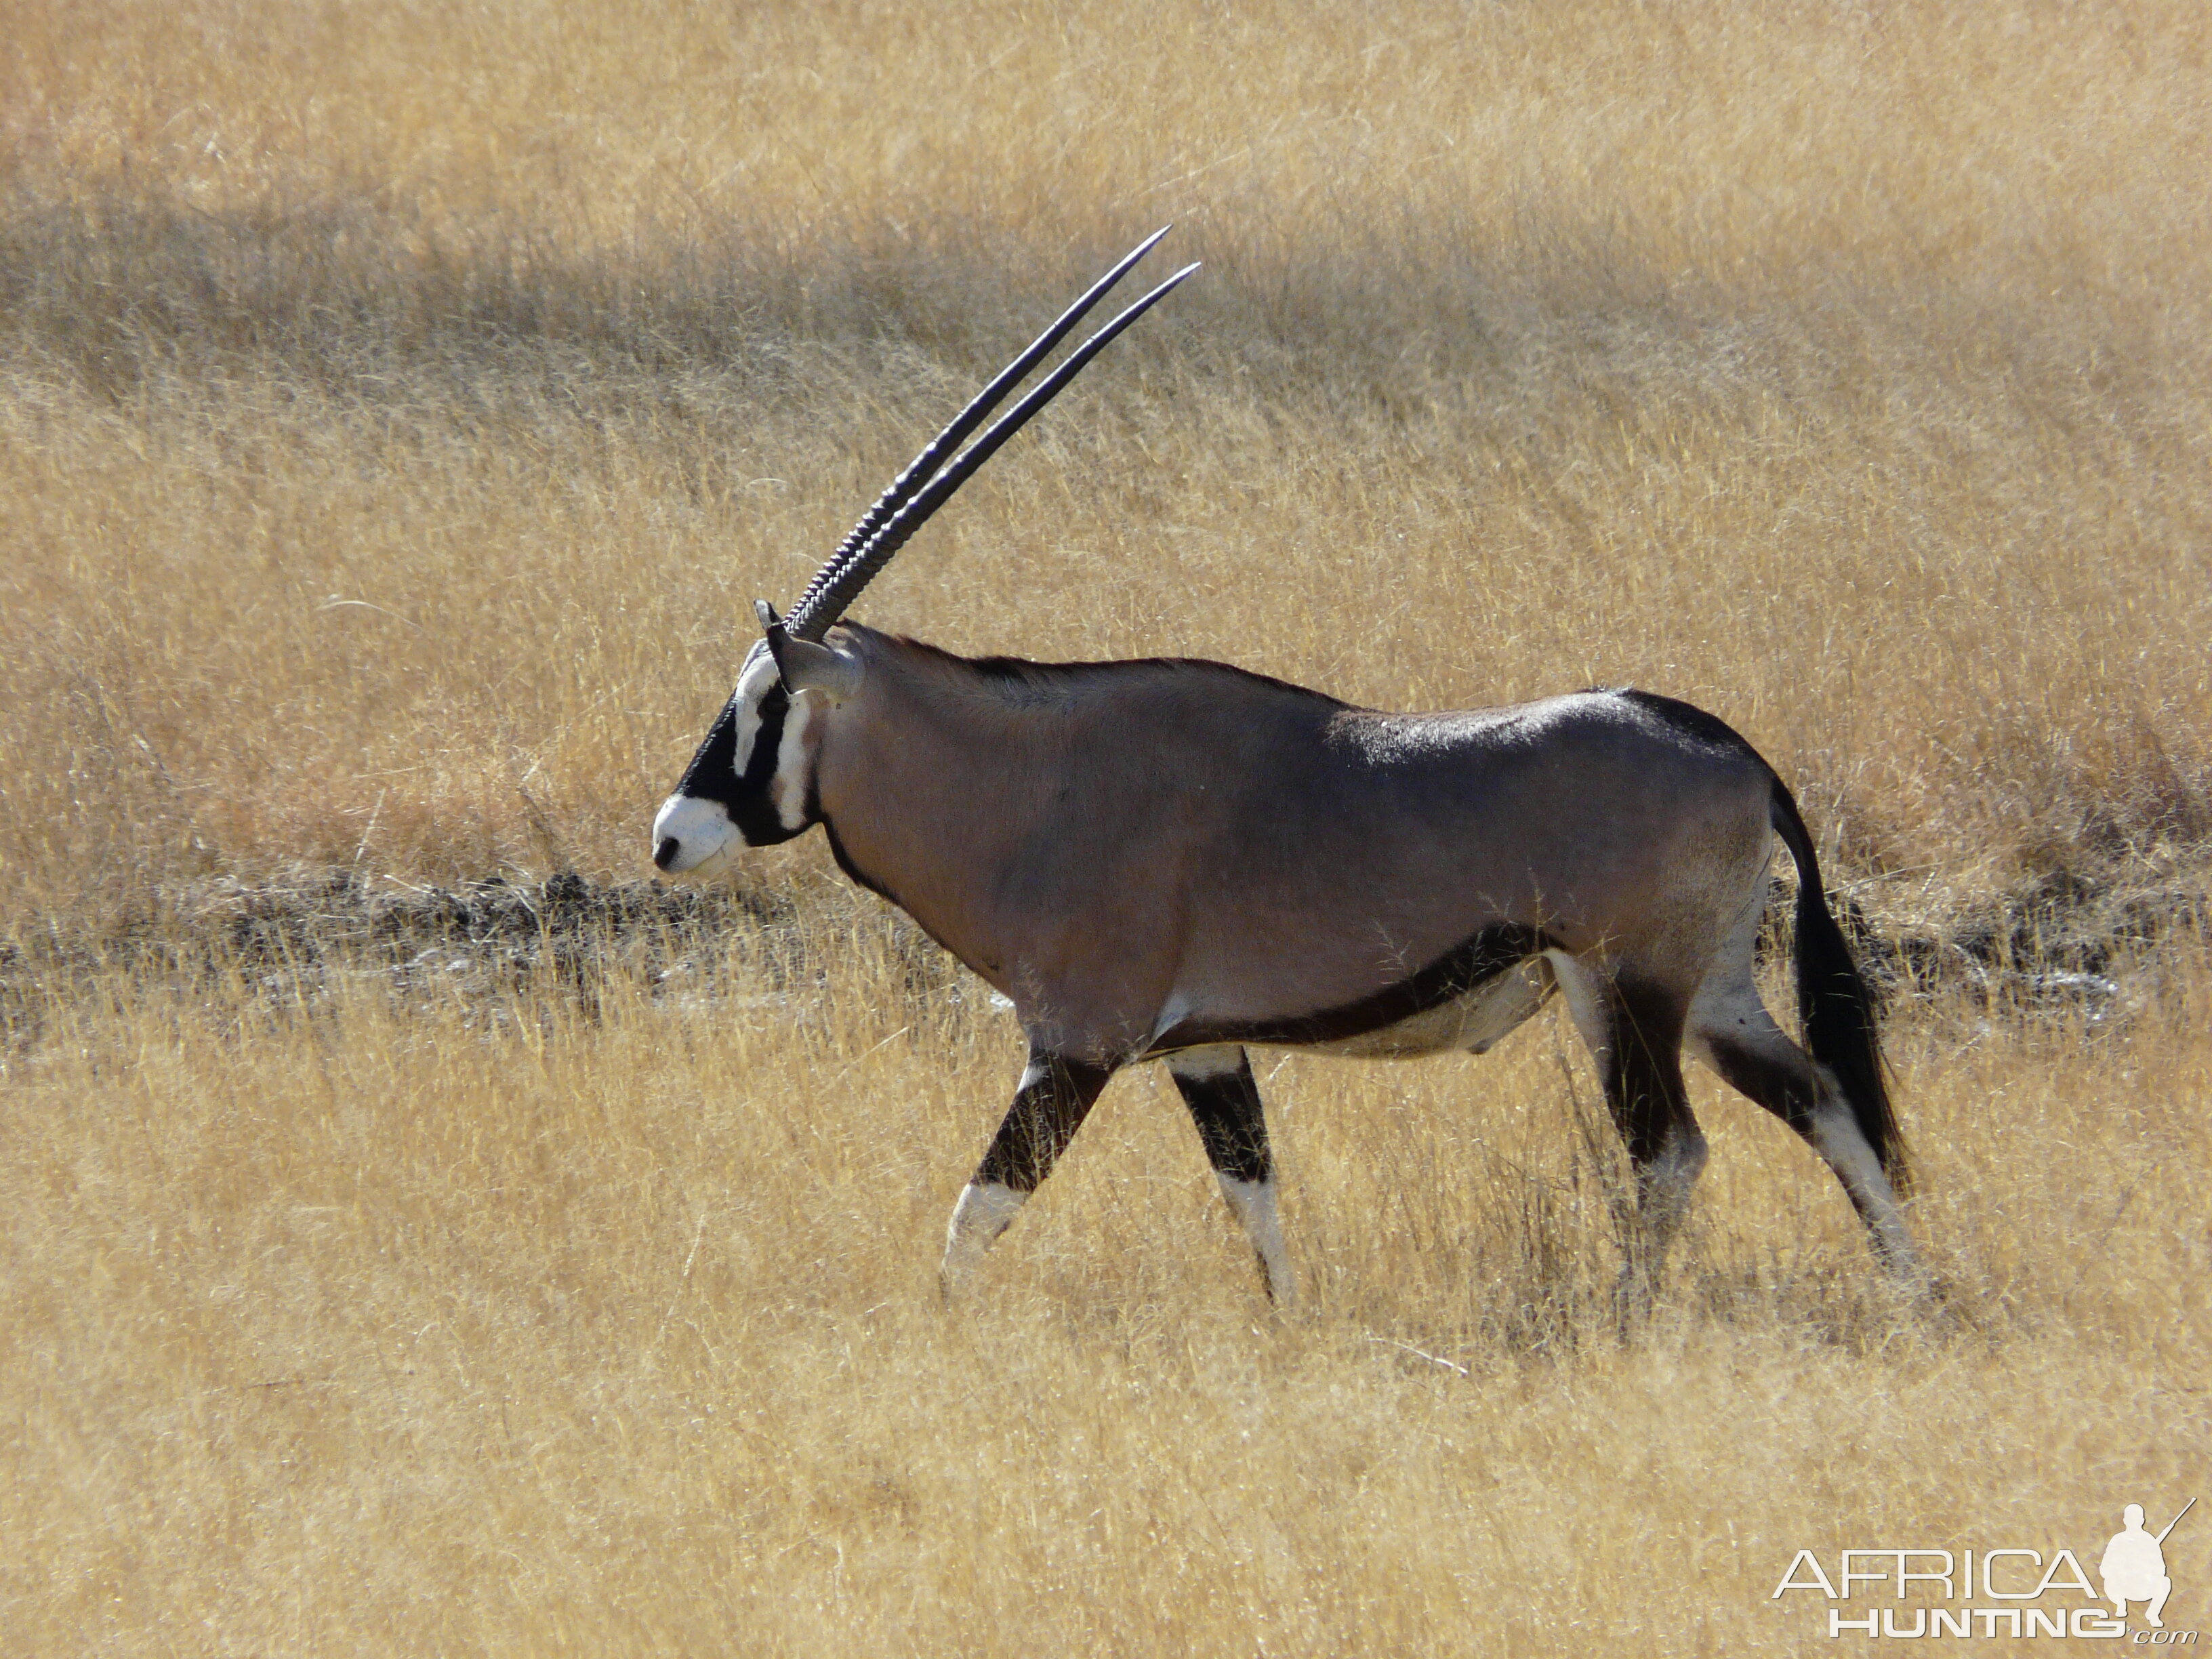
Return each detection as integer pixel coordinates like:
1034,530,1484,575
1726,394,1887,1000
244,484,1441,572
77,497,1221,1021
652,229,1920,1303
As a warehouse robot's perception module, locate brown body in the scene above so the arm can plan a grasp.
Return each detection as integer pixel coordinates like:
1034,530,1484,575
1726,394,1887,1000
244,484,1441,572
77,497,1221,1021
818,630,1765,1065
648,232,1918,1303
659,622,1919,1303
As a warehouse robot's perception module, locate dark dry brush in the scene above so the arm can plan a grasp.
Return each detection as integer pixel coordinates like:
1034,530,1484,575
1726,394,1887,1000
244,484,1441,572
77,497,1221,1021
8,846,2205,1059
0,869,761,1054
0,867,1010,1059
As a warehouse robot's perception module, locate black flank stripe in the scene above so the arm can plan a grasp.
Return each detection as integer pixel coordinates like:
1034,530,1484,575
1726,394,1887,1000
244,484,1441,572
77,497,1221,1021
1156,922,1552,1050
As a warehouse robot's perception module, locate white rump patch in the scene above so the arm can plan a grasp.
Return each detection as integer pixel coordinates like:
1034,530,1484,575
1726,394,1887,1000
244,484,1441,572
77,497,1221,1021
1216,1172,1293,1305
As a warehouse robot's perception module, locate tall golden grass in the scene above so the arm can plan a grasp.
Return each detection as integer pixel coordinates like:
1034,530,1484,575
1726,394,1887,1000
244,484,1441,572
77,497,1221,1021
4,0,2209,929
6,907,2207,1652
3,0,2209,1651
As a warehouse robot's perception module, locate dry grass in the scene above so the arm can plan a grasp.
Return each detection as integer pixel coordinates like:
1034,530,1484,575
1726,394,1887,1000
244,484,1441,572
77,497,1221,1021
4,912,2207,1654
4,0,2211,1651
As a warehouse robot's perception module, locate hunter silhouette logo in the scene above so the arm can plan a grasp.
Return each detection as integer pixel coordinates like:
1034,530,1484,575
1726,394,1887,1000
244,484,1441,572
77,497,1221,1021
1772,1497,2198,1641
2104,1500,2193,1629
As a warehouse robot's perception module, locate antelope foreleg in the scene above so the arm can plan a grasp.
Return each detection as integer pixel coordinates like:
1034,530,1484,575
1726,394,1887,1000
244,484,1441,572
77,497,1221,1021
941,1049,1113,1294
1166,1044,1293,1305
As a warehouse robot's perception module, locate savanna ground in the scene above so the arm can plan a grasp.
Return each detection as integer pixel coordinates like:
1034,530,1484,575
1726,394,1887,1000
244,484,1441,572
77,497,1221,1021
3,1,2209,1652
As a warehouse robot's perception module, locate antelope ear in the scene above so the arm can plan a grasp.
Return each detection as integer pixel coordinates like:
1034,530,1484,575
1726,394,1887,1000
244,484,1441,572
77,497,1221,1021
764,626,864,704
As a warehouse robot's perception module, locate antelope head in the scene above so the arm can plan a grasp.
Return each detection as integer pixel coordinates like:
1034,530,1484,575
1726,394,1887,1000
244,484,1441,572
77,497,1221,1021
651,229,1197,878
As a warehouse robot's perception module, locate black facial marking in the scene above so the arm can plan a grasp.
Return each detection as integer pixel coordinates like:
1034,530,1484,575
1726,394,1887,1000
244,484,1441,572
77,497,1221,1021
674,697,742,799
672,681,813,846
1151,922,1553,1051
728,684,806,843
1169,1054,1271,1185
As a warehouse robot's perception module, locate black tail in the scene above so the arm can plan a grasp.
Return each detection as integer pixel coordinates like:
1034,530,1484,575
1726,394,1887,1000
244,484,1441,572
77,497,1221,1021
1767,778,1911,1196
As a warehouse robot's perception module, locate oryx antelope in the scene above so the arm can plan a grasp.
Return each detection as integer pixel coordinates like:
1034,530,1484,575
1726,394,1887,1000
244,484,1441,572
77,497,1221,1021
653,230,1920,1303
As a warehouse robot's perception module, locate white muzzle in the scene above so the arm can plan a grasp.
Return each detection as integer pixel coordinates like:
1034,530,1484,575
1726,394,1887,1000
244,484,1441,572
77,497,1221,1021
651,795,740,877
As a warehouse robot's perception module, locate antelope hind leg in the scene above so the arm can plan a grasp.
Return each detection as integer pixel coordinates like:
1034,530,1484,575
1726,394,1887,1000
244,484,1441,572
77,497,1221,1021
1548,952,1709,1286
1688,966,1923,1279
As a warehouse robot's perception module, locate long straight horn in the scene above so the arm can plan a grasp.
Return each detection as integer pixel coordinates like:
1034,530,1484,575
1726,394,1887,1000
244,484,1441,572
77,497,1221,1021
781,226,1174,631
785,258,1200,641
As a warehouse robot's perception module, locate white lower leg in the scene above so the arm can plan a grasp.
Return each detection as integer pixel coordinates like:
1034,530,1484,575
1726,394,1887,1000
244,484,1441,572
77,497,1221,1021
1637,1128,1711,1260
1216,1172,1294,1305
1809,1105,1925,1279
941,1181,1027,1288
